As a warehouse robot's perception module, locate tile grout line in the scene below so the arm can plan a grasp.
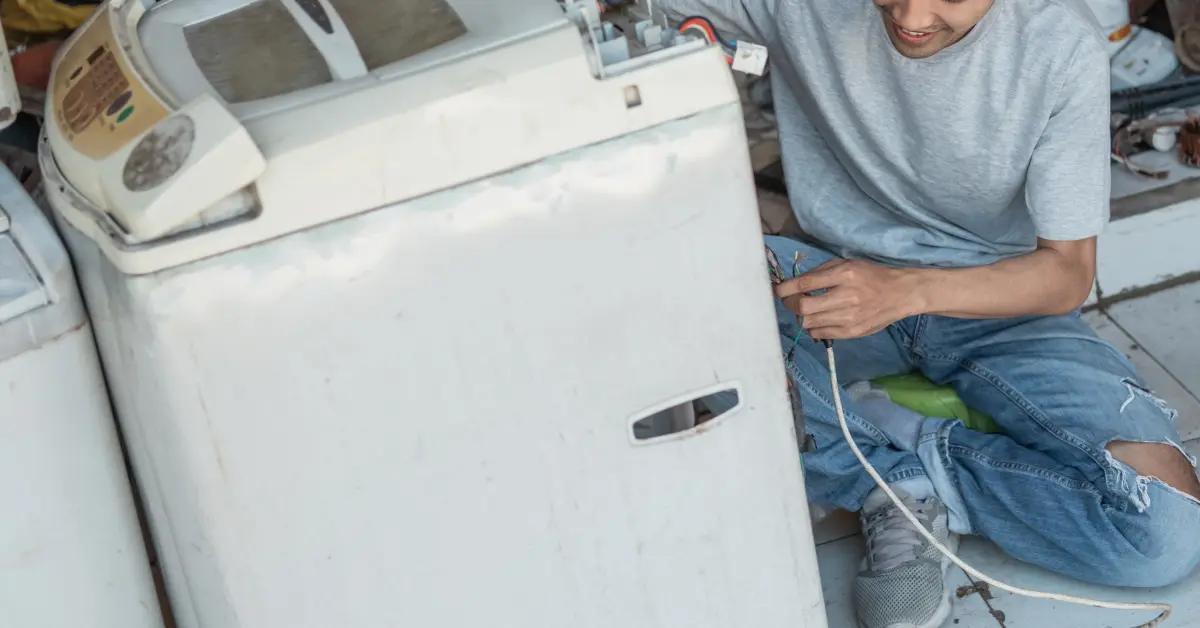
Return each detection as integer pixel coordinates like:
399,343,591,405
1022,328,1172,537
1090,272,1200,312
1098,308,1200,408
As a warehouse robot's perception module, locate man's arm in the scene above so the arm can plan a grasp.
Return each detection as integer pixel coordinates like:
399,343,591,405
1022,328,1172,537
910,39,1111,320
652,0,771,45
775,39,1110,340
775,237,1094,339
906,237,1095,318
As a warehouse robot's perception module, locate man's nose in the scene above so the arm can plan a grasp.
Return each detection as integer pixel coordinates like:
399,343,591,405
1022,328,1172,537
888,0,939,30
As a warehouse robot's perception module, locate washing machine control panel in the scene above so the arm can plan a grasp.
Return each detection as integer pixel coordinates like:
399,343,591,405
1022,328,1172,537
51,8,170,160
47,4,267,244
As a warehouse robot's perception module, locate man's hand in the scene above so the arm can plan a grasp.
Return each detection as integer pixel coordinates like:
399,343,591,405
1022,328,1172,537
774,259,922,340
772,238,1096,340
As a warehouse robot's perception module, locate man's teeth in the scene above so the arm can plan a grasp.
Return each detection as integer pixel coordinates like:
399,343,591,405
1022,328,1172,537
900,27,929,37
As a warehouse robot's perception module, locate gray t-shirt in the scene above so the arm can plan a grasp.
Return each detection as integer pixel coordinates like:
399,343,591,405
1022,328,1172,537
657,0,1111,267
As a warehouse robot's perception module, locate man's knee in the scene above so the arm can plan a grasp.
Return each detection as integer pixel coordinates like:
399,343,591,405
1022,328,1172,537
1098,460,1200,588
1112,524,1200,588
1106,441,1200,502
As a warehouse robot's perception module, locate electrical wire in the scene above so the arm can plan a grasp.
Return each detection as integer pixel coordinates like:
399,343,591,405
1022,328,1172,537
823,344,1173,628
677,15,735,64
678,15,734,47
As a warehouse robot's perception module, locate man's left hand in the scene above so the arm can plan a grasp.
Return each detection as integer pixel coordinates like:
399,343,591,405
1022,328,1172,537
774,259,922,340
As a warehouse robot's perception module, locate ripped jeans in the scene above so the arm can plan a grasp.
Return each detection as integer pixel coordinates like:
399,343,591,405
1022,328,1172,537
765,236,1200,588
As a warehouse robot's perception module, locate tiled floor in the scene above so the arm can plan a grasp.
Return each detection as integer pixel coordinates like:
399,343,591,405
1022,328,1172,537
814,280,1200,628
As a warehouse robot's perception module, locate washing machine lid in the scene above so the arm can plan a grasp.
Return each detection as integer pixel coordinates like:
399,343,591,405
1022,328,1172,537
44,0,268,243
43,0,740,275
136,0,565,116
44,0,574,246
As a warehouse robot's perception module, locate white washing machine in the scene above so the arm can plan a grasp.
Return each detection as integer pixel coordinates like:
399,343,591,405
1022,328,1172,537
39,1,827,627
0,165,163,628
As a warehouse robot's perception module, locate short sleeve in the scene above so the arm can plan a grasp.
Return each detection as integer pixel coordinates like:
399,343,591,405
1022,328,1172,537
1024,41,1111,241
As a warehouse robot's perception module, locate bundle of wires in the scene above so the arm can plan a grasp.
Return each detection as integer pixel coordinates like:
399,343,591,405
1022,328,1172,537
677,15,735,64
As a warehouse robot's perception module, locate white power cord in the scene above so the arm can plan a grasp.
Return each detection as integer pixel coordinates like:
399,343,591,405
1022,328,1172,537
824,344,1173,628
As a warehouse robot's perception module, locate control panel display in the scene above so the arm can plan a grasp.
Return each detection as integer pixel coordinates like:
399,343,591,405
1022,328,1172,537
52,10,169,160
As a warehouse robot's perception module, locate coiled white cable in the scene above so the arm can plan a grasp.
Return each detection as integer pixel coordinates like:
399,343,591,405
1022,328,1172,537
824,344,1173,628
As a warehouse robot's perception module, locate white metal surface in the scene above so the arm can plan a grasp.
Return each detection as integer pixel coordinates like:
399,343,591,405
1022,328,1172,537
0,166,163,628
57,102,829,628
44,6,829,625
46,4,830,624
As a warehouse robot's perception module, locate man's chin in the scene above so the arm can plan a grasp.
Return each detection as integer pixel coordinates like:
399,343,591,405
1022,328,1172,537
888,33,950,59
881,18,956,58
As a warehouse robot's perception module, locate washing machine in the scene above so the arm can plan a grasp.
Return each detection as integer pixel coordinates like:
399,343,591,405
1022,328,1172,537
0,164,163,627
39,0,827,626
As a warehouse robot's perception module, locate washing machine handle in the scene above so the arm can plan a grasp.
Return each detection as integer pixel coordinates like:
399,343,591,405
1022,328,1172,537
627,382,745,444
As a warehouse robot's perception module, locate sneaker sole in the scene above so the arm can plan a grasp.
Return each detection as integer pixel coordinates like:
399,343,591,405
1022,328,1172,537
856,586,952,628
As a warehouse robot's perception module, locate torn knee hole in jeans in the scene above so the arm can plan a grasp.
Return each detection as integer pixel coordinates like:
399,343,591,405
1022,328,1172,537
1104,440,1199,512
1119,378,1179,423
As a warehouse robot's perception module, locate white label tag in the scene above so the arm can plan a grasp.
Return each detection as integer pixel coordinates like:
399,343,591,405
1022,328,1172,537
732,41,768,75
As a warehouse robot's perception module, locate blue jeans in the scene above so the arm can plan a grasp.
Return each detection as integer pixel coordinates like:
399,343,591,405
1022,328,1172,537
762,236,1200,588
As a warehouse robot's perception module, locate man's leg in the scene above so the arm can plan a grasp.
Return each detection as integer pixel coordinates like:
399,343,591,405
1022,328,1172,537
760,236,924,507
912,312,1200,587
764,237,961,628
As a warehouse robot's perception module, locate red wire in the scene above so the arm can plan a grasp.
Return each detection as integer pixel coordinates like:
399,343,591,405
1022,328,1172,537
679,18,718,42
679,20,734,64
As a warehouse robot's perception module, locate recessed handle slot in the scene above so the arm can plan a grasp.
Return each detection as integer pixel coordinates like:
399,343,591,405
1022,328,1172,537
629,383,742,444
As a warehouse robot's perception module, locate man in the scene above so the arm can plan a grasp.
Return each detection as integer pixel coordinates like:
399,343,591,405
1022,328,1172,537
653,0,1200,626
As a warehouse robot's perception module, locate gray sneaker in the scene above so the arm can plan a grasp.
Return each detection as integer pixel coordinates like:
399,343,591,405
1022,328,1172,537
854,487,959,628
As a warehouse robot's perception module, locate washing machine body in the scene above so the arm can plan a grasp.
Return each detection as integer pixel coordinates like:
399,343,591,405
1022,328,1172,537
0,165,163,628
41,1,828,627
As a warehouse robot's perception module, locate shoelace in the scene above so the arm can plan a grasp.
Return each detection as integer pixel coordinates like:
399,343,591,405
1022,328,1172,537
863,499,929,572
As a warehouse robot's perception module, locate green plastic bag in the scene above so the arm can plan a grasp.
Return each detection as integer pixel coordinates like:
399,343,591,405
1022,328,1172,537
872,373,1003,434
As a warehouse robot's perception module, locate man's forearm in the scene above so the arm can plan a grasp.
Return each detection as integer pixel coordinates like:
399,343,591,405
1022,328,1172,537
904,247,1095,319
